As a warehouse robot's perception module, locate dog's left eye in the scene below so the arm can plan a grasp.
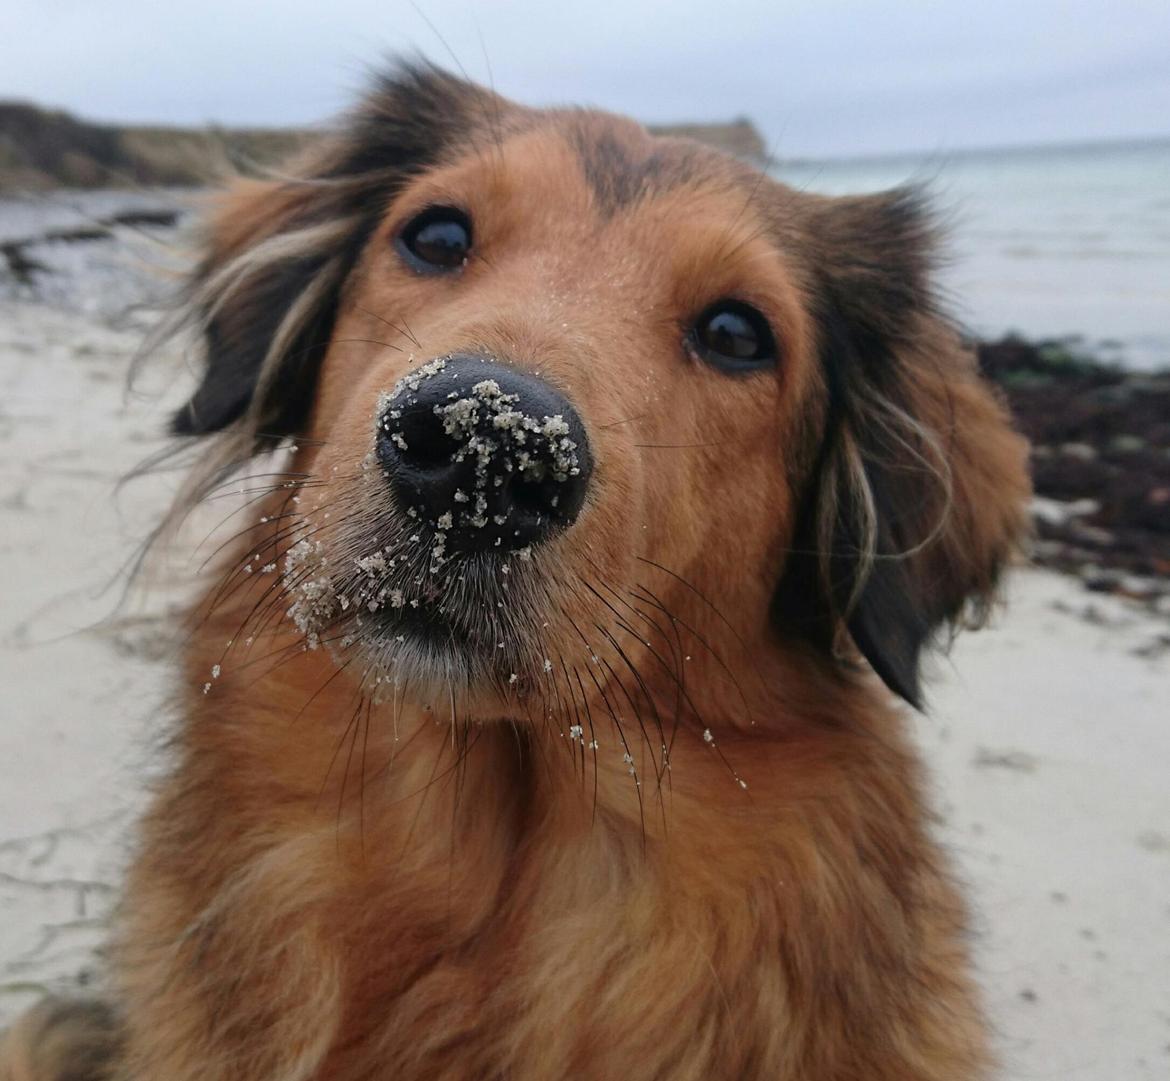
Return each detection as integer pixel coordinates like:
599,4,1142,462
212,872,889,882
689,300,776,373
396,206,472,273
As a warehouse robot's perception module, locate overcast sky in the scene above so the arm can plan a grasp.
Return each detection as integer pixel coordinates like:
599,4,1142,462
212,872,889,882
4,0,1168,157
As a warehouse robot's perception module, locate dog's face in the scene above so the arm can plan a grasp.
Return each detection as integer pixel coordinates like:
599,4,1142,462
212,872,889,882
277,116,817,703
176,64,1028,717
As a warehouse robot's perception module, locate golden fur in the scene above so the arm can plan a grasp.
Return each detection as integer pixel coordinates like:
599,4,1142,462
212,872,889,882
2,63,1029,1080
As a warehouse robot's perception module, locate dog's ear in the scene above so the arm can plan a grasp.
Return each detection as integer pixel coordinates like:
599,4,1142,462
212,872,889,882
774,188,1030,707
172,177,347,437
172,61,494,440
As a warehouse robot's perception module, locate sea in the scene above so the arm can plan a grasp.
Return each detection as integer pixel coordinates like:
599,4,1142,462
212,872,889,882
2,138,1168,370
773,137,1170,371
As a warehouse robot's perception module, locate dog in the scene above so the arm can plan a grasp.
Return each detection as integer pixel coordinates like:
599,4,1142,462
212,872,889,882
1,61,1029,1080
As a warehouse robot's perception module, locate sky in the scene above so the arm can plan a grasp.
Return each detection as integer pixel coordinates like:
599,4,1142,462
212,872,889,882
3,0,1169,158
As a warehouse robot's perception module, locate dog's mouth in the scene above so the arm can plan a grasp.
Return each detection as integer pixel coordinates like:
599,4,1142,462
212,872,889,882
361,549,537,663
281,519,552,689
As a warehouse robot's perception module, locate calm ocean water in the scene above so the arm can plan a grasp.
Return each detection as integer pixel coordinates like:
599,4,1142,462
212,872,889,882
773,139,1170,371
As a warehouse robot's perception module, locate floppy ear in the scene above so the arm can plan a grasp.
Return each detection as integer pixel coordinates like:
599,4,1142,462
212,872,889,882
171,177,349,436
172,61,495,440
774,188,1030,707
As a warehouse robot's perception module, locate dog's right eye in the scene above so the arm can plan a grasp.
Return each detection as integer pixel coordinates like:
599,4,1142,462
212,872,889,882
396,207,472,273
688,299,777,374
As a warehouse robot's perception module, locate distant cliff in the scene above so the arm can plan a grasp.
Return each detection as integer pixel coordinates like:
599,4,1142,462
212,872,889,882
0,102,765,191
0,103,307,190
647,118,766,163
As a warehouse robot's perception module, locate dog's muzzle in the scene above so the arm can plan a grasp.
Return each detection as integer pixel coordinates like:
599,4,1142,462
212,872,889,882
376,354,593,553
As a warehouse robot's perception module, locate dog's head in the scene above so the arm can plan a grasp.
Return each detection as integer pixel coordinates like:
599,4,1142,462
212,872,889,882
175,62,1028,715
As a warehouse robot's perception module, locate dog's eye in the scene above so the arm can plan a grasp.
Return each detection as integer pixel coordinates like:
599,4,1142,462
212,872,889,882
397,207,472,273
690,300,776,372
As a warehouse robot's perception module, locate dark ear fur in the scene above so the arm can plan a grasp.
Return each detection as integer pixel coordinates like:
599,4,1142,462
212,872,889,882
775,189,1030,707
173,227,347,436
172,61,495,439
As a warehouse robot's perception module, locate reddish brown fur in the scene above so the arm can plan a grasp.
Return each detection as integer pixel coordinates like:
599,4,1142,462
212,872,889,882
2,66,1030,1081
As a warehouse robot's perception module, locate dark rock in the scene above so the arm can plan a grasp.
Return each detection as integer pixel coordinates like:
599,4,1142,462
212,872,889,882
107,209,179,229
1,240,48,283
978,335,1170,587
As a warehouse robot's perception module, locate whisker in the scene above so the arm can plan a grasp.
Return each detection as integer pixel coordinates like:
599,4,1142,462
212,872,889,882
564,613,646,844
597,411,649,431
359,696,373,863
635,554,768,698
631,584,755,725
569,667,601,825
315,684,364,814
354,303,422,349
592,618,669,791
582,564,687,754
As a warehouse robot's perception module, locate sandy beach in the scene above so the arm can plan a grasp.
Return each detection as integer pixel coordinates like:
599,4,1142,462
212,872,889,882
1,247,1168,1077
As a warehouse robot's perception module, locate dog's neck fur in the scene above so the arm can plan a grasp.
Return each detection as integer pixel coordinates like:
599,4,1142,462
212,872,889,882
103,572,989,1081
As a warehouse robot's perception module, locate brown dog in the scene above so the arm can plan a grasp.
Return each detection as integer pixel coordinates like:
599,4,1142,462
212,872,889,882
2,62,1029,1080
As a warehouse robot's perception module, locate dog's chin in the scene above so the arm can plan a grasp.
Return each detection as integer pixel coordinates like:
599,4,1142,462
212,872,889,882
357,600,536,694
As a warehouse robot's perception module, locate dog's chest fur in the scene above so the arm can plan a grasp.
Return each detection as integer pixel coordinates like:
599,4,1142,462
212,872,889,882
110,658,988,1081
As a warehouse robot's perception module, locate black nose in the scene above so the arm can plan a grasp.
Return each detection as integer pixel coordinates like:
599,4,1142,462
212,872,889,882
376,355,593,553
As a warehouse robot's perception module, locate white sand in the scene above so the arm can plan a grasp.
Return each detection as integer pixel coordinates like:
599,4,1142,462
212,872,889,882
0,297,1167,1077
921,579,1170,1079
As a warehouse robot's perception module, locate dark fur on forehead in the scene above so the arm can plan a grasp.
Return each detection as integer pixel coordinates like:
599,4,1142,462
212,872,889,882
565,118,705,216
173,60,506,438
